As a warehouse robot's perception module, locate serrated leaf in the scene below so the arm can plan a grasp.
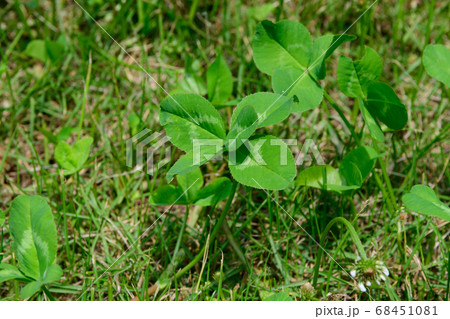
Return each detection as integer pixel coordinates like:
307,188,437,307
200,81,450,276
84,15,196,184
176,167,203,201
230,93,293,129
337,46,382,98
9,195,57,280
229,135,296,190
55,137,93,174
402,185,450,221
272,67,323,111
422,44,450,87
366,82,407,130
160,93,226,152
194,177,232,206
207,54,233,105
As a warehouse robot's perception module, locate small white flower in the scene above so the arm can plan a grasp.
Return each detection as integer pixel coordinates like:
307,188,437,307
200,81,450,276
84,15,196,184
350,270,357,278
382,267,389,276
380,275,386,281
366,281,371,287
358,282,367,292
376,280,380,285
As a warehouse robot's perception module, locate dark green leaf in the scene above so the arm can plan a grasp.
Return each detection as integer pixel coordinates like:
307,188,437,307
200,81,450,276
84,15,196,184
194,177,232,206
150,185,188,206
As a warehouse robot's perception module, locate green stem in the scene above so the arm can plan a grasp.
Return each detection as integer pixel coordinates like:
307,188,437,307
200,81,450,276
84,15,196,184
175,181,238,280
372,141,398,212
313,217,366,286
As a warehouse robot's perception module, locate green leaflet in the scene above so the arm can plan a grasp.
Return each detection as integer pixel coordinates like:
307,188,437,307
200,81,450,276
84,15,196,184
402,185,450,222
422,44,450,87
9,195,58,280
253,20,353,112
296,146,378,192
150,185,189,206
366,82,407,130
176,167,204,201
230,93,293,129
226,105,259,150
194,177,232,206
25,39,65,64
160,93,226,152
0,263,27,283
55,136,93,175
263,292,293,301
272,67,323,111
207,54,233,105
337,46,382,97
229,135,296,190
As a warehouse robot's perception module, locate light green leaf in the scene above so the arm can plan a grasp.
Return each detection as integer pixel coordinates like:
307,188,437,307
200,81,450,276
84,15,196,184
359,98,385,142
42,264,63,284
229,135,296,190
9,195,57,280
207,54,233,105
340,146,378,186
150,185,188,206
178,72,207,96
366,82,407,130
247,3,277,21
272,67,323,112
0,263,27,283
56,127,77,142
309,34,356,80
226,105,259,150
194,177,232,206
176,167,204,201
20,281,42,299
252,20,312,75
402,185,450,221
25,40,65,64
337,46,382,98
263,292,293,301
230,93,293,129
296,165,359,192
423,44,450,87
167,146,223,182
160,93,226,152
55,137,93,174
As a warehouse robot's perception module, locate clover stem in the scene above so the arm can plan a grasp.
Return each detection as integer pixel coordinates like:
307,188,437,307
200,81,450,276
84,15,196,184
313,216,366,286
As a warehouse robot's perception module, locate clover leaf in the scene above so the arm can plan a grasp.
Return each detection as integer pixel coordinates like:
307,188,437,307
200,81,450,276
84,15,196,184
55,136,93,175
402,185,450,222
422,44,450,87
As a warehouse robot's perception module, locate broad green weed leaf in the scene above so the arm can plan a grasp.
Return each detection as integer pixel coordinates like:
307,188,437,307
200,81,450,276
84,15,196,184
20,281,42,299
272,67,323,111
150,185,188,205
42,264,63,284
340,146,378,185
176,167,203,201
9,195,57,280
226,105,259,150
229,135,296,190
0,263,27,283
296,165,359,192
167,146,223,182
160,94,226,152
309,34,356,80
207,55,233,105
253,20,312,75
194,177,232,206
366,82,407,130
25,40,65,64
359,98,385,142
178,72,207,95
230,93,293,128
402,185,450,222
55,137,93,174
337,46,382,97
422,44,450,87
263,292,293,301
